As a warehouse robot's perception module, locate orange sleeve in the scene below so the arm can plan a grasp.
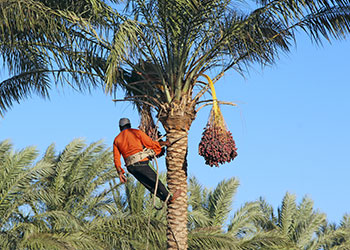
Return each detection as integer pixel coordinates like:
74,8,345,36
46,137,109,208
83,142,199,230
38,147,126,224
113,137,125,174
138,130,162,155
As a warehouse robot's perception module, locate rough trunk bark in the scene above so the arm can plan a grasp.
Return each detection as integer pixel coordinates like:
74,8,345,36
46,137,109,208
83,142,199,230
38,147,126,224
165,129,188,249
160,100,196,250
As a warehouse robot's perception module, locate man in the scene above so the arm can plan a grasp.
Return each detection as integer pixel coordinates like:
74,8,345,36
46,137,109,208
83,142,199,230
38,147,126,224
113,118,180,204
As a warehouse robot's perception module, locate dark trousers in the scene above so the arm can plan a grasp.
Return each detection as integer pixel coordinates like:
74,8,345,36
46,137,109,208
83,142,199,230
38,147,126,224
127,160,169,202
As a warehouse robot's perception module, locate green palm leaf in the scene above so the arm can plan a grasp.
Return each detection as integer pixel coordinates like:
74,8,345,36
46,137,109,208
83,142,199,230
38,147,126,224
294,196,327,248
278,192,297,237
189,228,237,250
228,201,266,237
208,177,240,227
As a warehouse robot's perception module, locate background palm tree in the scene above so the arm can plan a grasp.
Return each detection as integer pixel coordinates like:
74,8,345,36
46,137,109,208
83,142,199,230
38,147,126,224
316,215,350,250
188,176,286,249
1,138,350,249
0,139,118,249
2,0,350,248
257,193,350,250
23,139,120,250
0,140,51,249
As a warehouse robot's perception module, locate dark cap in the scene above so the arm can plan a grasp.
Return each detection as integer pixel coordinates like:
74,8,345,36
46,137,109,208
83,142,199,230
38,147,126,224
119,118,131,127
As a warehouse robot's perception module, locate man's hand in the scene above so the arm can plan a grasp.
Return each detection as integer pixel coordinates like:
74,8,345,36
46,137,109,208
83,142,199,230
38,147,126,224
119,173,127,183
159,140,170,147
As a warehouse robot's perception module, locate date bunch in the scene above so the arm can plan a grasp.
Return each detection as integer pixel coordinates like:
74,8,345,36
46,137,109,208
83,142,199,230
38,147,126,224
198,124,238,167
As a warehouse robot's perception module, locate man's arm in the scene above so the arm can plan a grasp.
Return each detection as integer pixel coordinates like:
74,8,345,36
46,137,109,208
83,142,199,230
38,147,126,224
159,140,170,147
113,138,127,183
138,130,164,155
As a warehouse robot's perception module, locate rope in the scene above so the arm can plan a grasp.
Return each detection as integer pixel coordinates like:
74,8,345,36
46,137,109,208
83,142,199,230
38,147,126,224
145,157,164,250
152,158,164,210
145,147,163,250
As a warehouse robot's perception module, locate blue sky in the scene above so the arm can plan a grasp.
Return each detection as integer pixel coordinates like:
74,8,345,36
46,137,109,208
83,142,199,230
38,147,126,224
1,33,349,224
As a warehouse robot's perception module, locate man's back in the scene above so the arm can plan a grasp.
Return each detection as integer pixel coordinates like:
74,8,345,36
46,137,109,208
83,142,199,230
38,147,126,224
114,128,162,161
115,128,145,160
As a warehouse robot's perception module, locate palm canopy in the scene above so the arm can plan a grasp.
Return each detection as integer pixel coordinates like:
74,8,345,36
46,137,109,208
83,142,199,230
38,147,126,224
0,0,112,115
109,0,289,100
1,0,350,115
105,0,350,112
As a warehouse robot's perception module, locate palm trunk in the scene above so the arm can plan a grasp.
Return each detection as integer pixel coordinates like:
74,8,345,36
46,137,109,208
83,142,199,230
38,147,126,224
166,129,188,249
160,100,196,250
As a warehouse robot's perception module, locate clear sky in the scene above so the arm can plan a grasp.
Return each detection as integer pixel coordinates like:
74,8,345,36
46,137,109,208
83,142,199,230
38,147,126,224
1,33,349,224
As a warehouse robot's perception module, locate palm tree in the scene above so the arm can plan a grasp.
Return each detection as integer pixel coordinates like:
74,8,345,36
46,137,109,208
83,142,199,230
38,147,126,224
257,193,350,250
18,139,119,250
3,0,350,248
188,176,286,249
0,139,119,249
0,140,51,249
276,193,327,249
319,214,350,250
104,1,350,248
0,0,110,115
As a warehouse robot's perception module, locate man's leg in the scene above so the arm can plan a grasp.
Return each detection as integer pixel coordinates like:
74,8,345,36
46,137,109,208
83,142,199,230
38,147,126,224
127,161,169,202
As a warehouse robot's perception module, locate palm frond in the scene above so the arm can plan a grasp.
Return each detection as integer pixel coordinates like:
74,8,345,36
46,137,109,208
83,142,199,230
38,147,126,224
15,139,120,249
105,19,142,92
228,201,265,237
256,197,278,231
188,210,212,229
314,218,350,250
255,0,350,43
208,177,239,227
53,139,86,194
294,196,327,248
188,176,206,210
238,230,289,250
0,0,114,114
90,215,166,249
0,144,40,221
124,174,147,214
278,192,297,237
189,228,237,250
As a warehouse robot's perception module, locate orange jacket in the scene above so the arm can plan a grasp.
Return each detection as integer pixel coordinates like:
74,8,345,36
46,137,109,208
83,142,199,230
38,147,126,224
113,128,162,174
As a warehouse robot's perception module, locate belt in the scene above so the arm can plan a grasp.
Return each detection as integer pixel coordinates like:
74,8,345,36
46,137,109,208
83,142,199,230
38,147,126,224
125,148,156,166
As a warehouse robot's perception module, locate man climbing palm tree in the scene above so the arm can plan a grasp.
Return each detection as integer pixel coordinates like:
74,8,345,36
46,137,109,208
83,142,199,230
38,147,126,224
113,118,181,204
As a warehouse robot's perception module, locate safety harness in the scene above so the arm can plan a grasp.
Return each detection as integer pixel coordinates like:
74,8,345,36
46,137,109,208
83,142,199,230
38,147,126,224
125,148,156,166
124,134,186,167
